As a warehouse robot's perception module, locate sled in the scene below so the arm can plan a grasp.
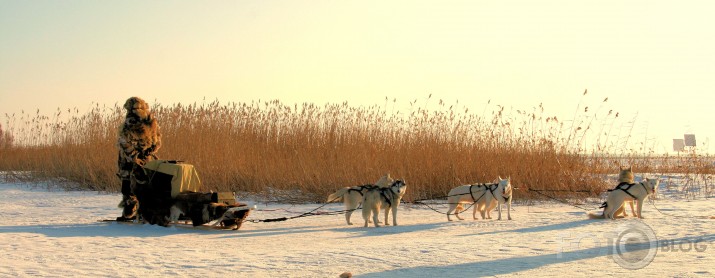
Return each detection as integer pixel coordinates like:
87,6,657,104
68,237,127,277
121,160,251,230
104,204,251,230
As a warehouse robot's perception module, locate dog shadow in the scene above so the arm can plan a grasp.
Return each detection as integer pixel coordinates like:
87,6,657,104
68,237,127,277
218,224,337,239
0,222,216,238
218,221,451,239
349,222,453,238
459,218,597,237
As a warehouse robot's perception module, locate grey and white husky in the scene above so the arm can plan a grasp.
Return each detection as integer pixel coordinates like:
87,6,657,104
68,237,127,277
362,179,407,227
327,174,393,225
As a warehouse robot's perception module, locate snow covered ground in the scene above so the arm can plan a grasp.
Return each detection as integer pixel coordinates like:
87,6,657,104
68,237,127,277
0,178,713,277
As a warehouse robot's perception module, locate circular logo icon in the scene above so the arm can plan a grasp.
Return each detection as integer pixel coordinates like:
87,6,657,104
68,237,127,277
612,221,658,270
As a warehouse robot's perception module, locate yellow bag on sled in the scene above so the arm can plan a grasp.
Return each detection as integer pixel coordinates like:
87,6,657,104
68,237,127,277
143,160,202,198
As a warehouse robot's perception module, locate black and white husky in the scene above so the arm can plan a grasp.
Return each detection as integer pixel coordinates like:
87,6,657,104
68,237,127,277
327,174,393,225
362,180,407,227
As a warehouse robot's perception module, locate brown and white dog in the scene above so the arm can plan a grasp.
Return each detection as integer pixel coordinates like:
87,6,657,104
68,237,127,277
616,166,636,217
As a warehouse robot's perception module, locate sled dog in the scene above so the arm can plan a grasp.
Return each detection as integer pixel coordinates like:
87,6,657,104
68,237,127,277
446,181,494,221
327,174,394,225
616,166,636,217
169,198,249,228
446,177,512,221
618,166,635,184
482,177,513,220
482,176,513,221
167,192,217,225
362,179,407,227
588,178,659,219
208,203,252,229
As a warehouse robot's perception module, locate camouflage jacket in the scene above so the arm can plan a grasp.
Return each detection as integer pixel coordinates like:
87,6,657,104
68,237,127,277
116,114,161,180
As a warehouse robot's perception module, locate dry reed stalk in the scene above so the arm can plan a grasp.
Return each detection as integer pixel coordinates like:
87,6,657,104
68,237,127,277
1,97,711,201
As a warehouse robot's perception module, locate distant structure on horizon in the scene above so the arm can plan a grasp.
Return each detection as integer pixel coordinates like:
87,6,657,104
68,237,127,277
673,139,685,152
673,134,696,152
684,134,697,147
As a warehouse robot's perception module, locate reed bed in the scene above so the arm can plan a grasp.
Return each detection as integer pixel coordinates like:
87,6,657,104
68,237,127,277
1,95,712,202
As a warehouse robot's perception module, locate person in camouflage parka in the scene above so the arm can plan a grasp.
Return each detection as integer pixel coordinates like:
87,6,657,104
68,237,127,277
117,96,161,220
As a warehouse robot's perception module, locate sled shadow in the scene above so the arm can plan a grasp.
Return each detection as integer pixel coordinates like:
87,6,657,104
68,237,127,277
358,233,715,277
0,222,216,238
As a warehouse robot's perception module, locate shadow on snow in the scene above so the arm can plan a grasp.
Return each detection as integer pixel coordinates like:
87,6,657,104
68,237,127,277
358,233,715,277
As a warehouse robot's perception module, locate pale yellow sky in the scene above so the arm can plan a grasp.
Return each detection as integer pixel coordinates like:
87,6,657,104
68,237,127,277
1,1,713,153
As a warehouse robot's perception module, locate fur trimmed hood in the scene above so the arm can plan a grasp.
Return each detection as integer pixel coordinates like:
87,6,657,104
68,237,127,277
124,96,151,120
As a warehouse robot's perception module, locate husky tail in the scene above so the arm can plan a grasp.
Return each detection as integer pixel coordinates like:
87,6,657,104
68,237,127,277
587,201,608,219
327,187,349,202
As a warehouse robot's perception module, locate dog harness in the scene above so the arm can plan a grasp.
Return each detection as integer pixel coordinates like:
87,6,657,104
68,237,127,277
489,183,512,202
468,183,495,203
348,184,378,196
609,182,639,200
601,182,649,208
501,188,512,202
376,180,405,208
380,188,394,208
